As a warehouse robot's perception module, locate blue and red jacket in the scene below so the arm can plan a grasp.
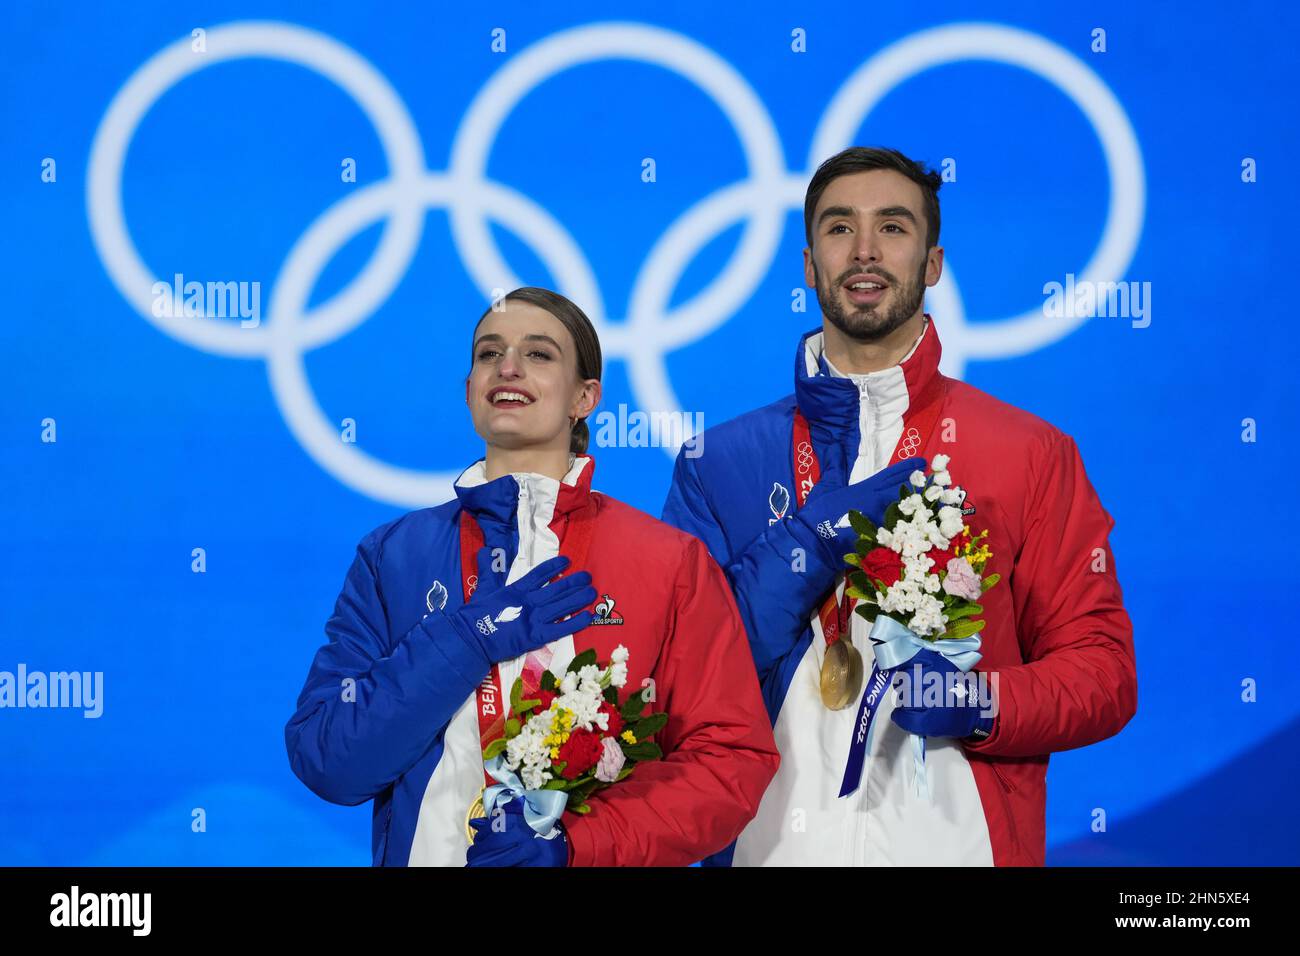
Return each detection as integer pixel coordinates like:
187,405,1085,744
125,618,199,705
662,317,1137,865
286,455,779,866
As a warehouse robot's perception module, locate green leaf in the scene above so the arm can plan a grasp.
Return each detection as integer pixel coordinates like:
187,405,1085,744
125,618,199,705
620,740,664,762
854,605,877,622
845,586,871,602
508,677,524,714
516,698,541,714
570,802,593,815
873,578,889,595
603,685,619,705
567,648,598,674
540,670,558,693
944,603,982,622
615,766,635,782
883,501,901,531
980,573,1002,593
504,718,521,738
898,483,910,500
631,712,669,739
570,778,601,802
844,552,862,567
854,537,875,556
848,510,877,538
620,690,648,721
543,778,569,791
482,738,508,761
941,618,987,640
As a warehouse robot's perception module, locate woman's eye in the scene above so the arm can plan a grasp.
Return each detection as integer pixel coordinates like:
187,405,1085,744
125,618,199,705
528,350,553,361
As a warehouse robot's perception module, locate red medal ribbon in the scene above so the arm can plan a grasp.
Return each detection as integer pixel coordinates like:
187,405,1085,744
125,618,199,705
792,379,947,648
459,494,598,786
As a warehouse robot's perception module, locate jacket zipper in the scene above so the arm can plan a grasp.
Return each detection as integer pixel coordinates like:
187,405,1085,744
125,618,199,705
988,761,1021,858
379,798,393,866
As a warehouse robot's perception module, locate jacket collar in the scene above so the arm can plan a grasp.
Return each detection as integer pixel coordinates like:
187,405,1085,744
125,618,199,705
453,454,594,531
795,314,943,421
792,315,944,482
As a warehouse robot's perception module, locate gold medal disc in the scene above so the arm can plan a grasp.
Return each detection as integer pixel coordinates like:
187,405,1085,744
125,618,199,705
820,638,864,710
464,788,486,844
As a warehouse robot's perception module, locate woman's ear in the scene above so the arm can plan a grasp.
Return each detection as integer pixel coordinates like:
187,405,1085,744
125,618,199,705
573,379,601,420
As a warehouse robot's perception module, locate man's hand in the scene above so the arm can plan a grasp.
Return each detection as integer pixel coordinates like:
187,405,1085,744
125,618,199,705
889,648,994,741
465,796,569,867
789,458,924,573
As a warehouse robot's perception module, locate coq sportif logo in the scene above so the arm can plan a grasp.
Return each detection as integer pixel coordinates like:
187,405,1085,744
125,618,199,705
87,21,1144,509
591,594,624,626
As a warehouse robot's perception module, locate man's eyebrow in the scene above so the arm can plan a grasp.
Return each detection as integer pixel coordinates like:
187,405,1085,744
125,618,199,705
874,205,918,224
817,205,856,226
817,204,919,226
472,332,564,352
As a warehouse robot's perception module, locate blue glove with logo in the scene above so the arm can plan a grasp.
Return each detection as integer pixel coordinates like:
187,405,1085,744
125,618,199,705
889,648,994,741
788,457,924,579
719,457,927,681
443,551,596,668
465,795,569,867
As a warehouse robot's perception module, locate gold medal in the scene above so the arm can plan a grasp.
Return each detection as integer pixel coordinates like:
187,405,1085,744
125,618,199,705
820,637,864,710
464,787,487,844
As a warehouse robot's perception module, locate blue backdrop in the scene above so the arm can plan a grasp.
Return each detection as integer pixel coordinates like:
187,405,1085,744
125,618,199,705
2,0,1296,865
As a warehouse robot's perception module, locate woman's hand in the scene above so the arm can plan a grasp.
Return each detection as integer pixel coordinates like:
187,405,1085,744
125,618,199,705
466,796,569,867
444,551,596,666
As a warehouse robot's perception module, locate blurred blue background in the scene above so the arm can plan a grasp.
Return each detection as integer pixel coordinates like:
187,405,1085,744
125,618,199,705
2,0,1296,865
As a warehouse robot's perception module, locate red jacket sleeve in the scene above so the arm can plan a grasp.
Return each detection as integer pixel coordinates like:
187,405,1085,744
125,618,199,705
963,433,1137,758
564,536,780,866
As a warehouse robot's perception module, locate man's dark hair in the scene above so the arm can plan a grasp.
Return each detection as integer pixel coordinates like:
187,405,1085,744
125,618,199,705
803,147,943,250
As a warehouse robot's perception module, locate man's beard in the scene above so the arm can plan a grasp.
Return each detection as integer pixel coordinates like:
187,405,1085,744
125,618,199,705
814,256,928,342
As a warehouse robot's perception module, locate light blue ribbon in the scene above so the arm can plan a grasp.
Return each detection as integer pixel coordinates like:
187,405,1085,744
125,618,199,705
868,615,983,802
480,754,568,839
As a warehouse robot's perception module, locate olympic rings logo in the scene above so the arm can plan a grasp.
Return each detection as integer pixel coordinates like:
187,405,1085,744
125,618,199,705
86,20,1144,508
898,427,924,459
796,441,816,474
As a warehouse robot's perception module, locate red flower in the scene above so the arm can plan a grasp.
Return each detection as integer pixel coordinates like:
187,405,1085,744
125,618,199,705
536,689,557,713
557,728,604,780
861,547,904,587
924,548,952,578
599,701,624,738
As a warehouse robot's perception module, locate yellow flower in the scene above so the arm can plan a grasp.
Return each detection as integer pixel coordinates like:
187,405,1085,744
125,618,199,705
621,730,637,745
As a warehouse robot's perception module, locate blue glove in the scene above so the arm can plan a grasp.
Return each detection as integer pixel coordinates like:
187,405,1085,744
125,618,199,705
718,457,927,681
444,551,596,668
889,648,994,740
788,457,925,574
465,795,569,867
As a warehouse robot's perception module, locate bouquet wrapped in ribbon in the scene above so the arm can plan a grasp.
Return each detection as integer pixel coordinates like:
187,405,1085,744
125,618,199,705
467,645,667,841
839,453,1000,800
